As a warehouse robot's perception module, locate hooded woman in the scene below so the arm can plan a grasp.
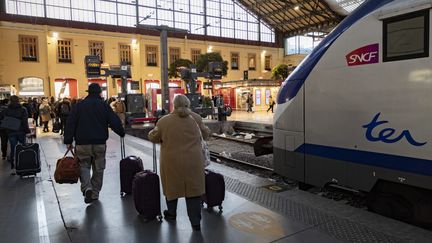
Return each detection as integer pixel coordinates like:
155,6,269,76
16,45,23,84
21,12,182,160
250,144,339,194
39,98,52,132
148,94,211,231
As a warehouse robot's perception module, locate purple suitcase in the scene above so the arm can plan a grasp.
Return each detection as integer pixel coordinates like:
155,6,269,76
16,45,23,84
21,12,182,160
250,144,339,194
120,137,143,195
202,169,225,212
132,143,162,221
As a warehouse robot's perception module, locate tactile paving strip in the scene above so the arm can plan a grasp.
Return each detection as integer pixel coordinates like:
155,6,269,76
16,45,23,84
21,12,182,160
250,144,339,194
224,177,403,243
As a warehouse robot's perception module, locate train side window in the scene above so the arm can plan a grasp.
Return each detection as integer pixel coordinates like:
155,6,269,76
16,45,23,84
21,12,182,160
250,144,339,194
383,10,429,62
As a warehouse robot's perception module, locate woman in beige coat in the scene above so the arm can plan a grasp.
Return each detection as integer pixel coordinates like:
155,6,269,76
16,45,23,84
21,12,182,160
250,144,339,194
148,94,210,231
39,98,52,132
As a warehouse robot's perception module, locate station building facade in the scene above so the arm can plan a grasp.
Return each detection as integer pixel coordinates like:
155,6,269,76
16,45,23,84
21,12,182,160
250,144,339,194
0,20,286,99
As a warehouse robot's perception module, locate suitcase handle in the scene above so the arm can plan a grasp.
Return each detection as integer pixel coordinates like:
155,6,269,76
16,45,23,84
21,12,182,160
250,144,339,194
120,137,126,159
63,147,75,158
153,143,157,174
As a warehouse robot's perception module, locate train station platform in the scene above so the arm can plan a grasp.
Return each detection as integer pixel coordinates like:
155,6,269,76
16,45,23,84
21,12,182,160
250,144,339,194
1,129,432,243
227,110,273,125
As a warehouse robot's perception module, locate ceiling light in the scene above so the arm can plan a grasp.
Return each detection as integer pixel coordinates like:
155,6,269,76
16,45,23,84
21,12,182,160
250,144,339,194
294,6,300,11
52,32,59,38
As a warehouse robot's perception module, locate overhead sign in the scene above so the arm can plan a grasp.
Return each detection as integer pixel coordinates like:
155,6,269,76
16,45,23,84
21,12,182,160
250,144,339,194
130,81,140,90
85,55,101,77
346,44,379,66
243,70,248,80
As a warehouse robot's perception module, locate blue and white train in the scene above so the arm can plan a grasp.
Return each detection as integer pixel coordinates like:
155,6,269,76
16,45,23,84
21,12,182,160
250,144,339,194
273,0,432,226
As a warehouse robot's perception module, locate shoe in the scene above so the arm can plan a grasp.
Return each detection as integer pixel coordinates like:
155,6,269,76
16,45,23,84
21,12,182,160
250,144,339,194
10,169,16,176
163,210,176,220
84,189,94,204
192,224,201,231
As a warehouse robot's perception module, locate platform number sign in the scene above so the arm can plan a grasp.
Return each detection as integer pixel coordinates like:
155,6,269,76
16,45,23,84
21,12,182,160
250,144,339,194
85,55,101,78
243,70,248,80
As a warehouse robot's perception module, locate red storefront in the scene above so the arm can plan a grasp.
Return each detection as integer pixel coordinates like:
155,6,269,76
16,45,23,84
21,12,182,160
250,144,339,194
54,78,78,98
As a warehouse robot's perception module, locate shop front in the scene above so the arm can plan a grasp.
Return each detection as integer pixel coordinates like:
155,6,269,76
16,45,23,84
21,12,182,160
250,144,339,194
143,80,183,94
116,79,141,94
54,78,78,99
19,76,45,97
216,80,280,111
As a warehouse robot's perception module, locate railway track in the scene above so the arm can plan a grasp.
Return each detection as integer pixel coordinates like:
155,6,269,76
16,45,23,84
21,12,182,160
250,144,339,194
209,151,273,171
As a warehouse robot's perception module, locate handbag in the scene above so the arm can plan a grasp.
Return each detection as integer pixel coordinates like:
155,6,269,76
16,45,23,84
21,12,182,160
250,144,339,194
190,116,211,167
54,148,80,184
0,116,22,131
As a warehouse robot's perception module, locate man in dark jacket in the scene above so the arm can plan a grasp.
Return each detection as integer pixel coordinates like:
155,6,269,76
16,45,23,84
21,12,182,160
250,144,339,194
64,84,125,204
0,99,9,159
1,96,30,175
56,97,71,135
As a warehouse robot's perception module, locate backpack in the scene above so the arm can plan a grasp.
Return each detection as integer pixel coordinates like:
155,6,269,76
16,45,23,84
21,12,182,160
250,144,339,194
60,103,70,116
27,102,36,114
114,101,125,113
40,105,50,115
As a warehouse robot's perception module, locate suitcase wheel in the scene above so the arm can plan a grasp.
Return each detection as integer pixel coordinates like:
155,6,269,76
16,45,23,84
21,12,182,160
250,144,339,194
218,205,223,214
157,215,163,222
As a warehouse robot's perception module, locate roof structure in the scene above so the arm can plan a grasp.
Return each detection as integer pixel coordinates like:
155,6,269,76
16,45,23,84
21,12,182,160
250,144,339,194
237,0,367,37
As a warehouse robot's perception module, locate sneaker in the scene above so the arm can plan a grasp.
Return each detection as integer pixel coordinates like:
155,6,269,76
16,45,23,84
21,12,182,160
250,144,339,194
163,210,176,220
10,169,16,176
192,224,201,231
84,189,94,204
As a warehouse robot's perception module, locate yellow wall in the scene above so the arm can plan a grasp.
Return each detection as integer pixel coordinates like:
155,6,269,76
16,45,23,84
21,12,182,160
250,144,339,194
0,21,284,98
283,54,307,67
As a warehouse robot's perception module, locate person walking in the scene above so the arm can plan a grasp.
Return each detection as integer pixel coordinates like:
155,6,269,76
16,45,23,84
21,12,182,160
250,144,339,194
267,95,275,113
248,94,254,113
56,97,71,135
39,98,51,133
111,98,126,126
148,94,211,231
64,83,125,204
32,98,40,127
246,95,251,113
0,99,9,159
0,96,30,175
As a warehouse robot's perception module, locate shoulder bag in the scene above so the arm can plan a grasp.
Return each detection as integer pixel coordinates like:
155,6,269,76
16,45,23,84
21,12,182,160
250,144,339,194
0,115,22,131
190,116,211,167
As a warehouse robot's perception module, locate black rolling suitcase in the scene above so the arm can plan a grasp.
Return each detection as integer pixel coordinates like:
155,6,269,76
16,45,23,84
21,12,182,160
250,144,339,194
132,143,162,221
120,137,143,196
15,136,41,177
202,169,225,212
52,118,61,133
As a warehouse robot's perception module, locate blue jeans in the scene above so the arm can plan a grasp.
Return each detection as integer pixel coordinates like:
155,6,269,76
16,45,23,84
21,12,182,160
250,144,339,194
9,133,26,169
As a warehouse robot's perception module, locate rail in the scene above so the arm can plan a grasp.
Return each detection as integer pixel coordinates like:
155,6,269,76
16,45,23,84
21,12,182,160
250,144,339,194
209,151,273,171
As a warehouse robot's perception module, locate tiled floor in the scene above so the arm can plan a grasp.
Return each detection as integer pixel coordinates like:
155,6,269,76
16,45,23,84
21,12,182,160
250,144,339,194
227,111,274,124
0,129,339,243
1,128,432,243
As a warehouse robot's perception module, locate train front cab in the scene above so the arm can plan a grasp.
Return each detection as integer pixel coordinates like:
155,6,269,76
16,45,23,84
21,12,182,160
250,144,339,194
274,0,432,228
